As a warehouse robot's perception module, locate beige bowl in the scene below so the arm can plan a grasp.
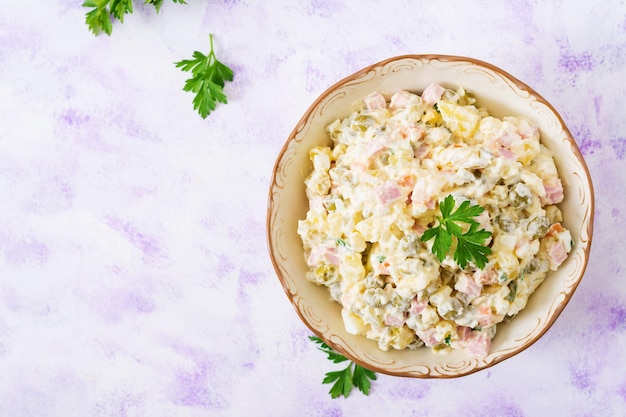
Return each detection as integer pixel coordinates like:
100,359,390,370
267,55,594,378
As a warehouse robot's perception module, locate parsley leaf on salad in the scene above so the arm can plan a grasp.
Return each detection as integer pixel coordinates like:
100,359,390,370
421,194,492,269
309,336,377,399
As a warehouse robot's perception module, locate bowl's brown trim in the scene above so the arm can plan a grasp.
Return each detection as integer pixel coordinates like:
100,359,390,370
266,54,595,378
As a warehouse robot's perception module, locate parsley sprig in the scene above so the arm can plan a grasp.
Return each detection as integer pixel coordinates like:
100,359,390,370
83,0,187,36
175,34,234,119
309,336,377,399
421,194,492,269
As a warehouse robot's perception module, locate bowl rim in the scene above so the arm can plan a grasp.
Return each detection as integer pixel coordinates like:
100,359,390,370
267,54,595,378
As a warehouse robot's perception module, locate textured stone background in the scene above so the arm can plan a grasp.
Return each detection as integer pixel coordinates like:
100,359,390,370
0,1,624,416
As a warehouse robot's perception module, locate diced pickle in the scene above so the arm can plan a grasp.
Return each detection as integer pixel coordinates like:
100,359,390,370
356,114,376,124
506,279,518,302
544,205,563,223
408,338,425,349
364,288,389,307
364,272,383,288
352,114,376,132
390,292,408,309
439,298,464,320
399,233,419,254
523,258,540,274
354,123,368,132
312,264,338,285
509,183,532,208
527,216,550,239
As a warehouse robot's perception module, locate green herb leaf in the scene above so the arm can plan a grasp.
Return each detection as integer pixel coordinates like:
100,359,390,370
83,0,187,36
309,336,349,363
446,199,485,223
324,365,354,399
175,34,234,119
309,335,377,399
352,363,377,395
455,222,492,268
110,0,133,22
83,1,114,36
145,0,187,13
438,193,455,218
429,224,453,262
421,194,492,269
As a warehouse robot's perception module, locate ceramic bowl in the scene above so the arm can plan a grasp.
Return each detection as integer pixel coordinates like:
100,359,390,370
267,55,594,377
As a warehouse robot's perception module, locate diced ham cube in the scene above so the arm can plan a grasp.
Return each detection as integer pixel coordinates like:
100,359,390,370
457,326,491,357
413,144,431,159
389,90,413,109
542,222,572,268
409,297,428,315
455,273,482,299
498,131,522,147
518,119,540,139
376,182,402,204
364,92,387,110
541,179,564,204
474,268,499,285
412,222,427,234
384,313,405,328
547,241,568,269
498,146,516,159
477,305,495,326
309,196,325,211
416,328,439,347
421,83,445,105
365,138,386,159
307,245,340,267
410,179,436,209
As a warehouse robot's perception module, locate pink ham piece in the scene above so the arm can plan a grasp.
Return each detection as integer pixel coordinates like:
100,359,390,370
457,326,492,357
307,245,340,267
477,305,495,326
364,92,387,111
517,119,540,139
475,210,491,231
496,132,522,159
309,196,325,211
544,224,569,270
474,268,499,285
365,138,386,159
397,125,424,141
376,182,402,204
541,179,564,204
421,83,445,105
413,143,431,159
416,328,439,347
412,222,427,234
409,297,428,315
498,131,522,147
389,90,414,109
410,180,436,209
454,273,482,299
498,146,517,160
384,313,405,328
546,240,568,270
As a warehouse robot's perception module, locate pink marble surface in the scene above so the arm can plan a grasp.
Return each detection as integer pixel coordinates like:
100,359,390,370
0,1,624,416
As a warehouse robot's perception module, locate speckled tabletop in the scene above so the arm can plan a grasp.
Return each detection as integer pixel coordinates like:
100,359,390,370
0,1,624,416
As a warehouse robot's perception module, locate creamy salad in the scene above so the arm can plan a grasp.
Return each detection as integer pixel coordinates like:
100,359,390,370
297,84,572,356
